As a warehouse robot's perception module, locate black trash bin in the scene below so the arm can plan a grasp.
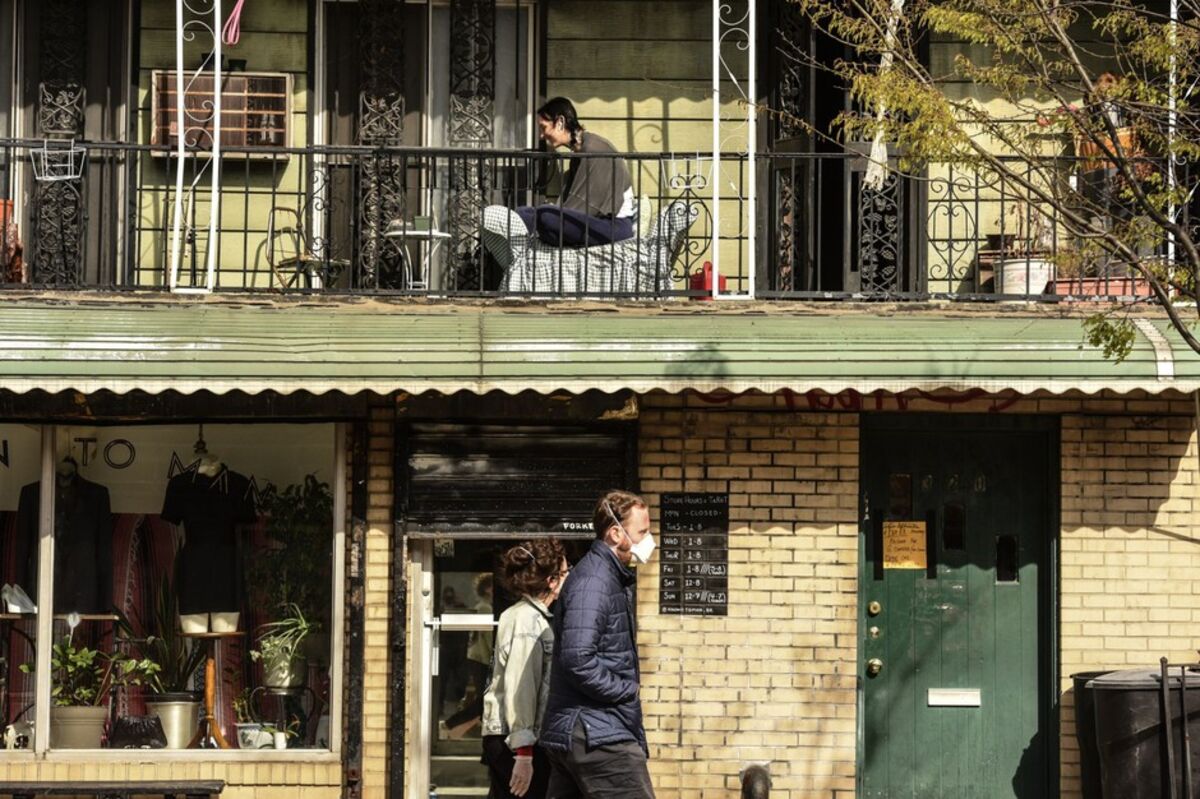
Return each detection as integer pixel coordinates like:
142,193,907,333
1089,667,1200,798
1072,670,1112,799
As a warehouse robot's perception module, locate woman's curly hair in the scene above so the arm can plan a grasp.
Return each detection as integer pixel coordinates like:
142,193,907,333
499,538,567,598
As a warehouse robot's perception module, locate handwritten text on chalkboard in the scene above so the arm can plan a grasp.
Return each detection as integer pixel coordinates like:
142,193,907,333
660,493,729,616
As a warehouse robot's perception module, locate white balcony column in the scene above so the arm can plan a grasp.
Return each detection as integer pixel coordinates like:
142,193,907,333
169,0,222,294
711,0,756,299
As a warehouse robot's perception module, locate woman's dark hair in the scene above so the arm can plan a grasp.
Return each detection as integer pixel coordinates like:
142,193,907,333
592,489,647,540
499,538,567,598
537,96,583,147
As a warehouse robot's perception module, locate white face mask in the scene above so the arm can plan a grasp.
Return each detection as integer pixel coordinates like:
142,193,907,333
605,502,657,565
627,530,657,565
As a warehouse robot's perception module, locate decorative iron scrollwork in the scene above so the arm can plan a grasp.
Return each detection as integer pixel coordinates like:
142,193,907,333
357,0,409,289
925,170,982,292
358,0,407,146
37,83,85,138
31,180,84,285
446,0,496,291
31,0,86,285
772,1,807,142
859,172,902,293
776,169,797,292
359,93,407,148
666,160,713,281
448,95,494,149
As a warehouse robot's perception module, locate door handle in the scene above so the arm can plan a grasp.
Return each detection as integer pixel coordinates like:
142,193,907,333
867,658,884,677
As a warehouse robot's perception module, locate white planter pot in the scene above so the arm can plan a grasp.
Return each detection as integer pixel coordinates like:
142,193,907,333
263,654,307,689
997,257,1054,296
146,697,200,749
236,723,275,750
50,705,108,749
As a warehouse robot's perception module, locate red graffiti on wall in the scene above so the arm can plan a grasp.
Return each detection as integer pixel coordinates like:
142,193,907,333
689,388,1022,413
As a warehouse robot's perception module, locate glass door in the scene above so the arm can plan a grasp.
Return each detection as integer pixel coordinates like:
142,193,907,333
416,539,505,799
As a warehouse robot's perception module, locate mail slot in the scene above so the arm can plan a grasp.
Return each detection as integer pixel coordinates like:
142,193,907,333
927,688,982,707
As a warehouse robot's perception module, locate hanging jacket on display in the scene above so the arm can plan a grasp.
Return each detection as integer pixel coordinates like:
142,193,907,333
16,475,113,615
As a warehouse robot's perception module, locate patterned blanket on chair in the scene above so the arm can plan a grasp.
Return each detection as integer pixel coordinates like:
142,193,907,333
481,202,698,297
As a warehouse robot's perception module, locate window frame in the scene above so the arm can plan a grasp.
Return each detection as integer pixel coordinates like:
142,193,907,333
12,421,348,760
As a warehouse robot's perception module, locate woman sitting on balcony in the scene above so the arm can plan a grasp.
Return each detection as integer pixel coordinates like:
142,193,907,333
516,97,636,247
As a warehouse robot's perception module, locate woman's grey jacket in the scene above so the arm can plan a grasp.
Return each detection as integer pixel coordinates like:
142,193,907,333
481,595,555,749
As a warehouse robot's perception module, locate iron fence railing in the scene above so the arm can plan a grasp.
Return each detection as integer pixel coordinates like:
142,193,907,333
0,138,1188,301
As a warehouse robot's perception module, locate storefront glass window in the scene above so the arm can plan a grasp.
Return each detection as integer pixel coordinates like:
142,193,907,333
1,423,41,752
43,423,338,752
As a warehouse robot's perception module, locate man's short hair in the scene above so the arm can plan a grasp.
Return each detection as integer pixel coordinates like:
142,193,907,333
592,489,647,540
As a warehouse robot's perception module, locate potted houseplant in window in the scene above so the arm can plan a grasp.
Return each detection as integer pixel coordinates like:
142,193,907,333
233,688,274,750
116,578,206,749
251,603,314,690
250,475,333,666
23,633,159,749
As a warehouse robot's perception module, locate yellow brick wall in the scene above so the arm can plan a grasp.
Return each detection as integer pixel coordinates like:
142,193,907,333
0,758,341,798
631,390,1200,799
1059,405,1200,797
635,393,860,799
362,405,397,797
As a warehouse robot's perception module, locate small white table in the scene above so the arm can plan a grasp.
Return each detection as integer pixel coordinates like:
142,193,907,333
384,222,452,290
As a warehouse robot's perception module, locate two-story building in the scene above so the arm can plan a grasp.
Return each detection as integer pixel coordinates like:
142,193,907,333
0,1,1198,798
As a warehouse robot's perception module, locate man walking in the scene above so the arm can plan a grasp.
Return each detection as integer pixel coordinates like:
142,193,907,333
540,489,657,799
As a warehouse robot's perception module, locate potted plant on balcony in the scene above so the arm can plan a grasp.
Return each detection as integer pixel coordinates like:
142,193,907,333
23,634,159,748
117,578,207,749
251,603,314,690
994,200,1056,296
1051,241,1156,299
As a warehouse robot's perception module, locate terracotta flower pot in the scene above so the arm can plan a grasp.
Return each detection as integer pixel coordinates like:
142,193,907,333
1053,276,1154,298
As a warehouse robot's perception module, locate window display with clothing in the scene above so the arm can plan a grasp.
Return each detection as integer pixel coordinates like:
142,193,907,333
160,459,257,633
3,422,338,752
16,460,112,615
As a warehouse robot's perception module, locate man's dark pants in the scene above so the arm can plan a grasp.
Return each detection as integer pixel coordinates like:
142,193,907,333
545,721,655,799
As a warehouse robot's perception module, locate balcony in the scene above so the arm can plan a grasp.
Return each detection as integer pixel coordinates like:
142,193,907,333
0,138,1184,302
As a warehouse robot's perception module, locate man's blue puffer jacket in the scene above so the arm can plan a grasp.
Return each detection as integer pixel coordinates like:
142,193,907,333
539,539,646,754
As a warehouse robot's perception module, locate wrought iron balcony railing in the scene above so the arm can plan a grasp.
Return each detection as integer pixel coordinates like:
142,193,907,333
0,138,1186,301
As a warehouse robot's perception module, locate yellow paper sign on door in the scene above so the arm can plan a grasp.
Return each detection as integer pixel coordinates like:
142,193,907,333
883,521,927,569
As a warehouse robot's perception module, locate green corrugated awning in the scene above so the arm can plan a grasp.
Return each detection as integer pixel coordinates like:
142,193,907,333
0,298,1197,396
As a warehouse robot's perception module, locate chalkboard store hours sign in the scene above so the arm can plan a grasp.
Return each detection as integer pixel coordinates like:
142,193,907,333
659,492,729,616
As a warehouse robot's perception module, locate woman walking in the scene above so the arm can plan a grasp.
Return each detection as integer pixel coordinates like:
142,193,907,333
481,538,569,798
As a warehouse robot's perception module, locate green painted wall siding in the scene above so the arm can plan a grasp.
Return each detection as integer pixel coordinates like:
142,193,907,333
547,0,753,287
135,0,310,289
547,0,747,154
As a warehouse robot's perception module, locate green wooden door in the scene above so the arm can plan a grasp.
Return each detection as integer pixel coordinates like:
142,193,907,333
859,416,1056,798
